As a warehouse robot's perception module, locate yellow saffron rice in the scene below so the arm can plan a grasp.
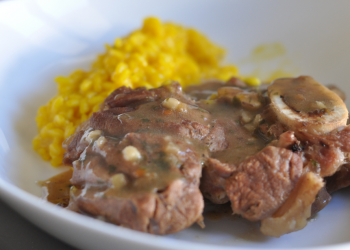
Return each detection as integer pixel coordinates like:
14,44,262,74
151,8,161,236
33,17,255,166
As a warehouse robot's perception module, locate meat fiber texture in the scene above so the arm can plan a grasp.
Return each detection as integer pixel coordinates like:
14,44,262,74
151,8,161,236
63,78,350,236
64,83,213,234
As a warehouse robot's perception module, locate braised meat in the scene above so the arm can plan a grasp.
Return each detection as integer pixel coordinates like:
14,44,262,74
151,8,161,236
200,158,234,204
225,146,302,221
61,76,350,237
64,83,211,234
325,164,350,193
69,133,204,234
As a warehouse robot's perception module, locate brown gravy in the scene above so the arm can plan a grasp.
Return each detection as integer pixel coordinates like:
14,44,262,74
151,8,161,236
196,99,267,165
269,76,337,115
43,80,269,207
38,168,72,207
204,202,233,221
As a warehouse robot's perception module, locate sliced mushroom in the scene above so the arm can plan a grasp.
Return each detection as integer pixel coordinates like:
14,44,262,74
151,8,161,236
268,76,348,134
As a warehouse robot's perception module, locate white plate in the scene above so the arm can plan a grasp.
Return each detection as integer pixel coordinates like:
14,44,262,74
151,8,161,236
0,0,350,249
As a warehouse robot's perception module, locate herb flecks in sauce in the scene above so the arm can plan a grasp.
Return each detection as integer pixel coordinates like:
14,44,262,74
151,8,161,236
38,168,73,207
43,80,271,207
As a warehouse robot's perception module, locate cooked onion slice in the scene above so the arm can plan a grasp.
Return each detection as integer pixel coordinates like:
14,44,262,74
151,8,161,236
268,76,348,134
260,172,323,237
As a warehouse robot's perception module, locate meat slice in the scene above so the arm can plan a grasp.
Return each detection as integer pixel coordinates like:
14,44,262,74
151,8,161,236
298,125,350,153
303,144,344,177
201,131,302,206
260,172,323,237
69,132,205,234
200,158,235,204
75,179,203,234
63,83,211,234
325,163,350,193
202,121,228,152
63,130,87,165
89,113,210,144
296,127,349,177
103,86,134,108
61,78,348,237
225,146,303,221
71,154,110,187
64,83,211,164
105,87,158,108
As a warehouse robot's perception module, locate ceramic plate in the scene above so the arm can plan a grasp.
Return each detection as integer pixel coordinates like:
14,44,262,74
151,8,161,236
0,0,350,249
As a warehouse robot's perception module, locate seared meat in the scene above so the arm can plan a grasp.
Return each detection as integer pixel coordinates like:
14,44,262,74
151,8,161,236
225,146,303,221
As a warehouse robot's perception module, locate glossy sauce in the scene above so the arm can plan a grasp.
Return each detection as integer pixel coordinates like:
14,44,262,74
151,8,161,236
197,99,267,165
44,81,270,205
38,168,73,207
269,76,337,115
186,80,269,165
